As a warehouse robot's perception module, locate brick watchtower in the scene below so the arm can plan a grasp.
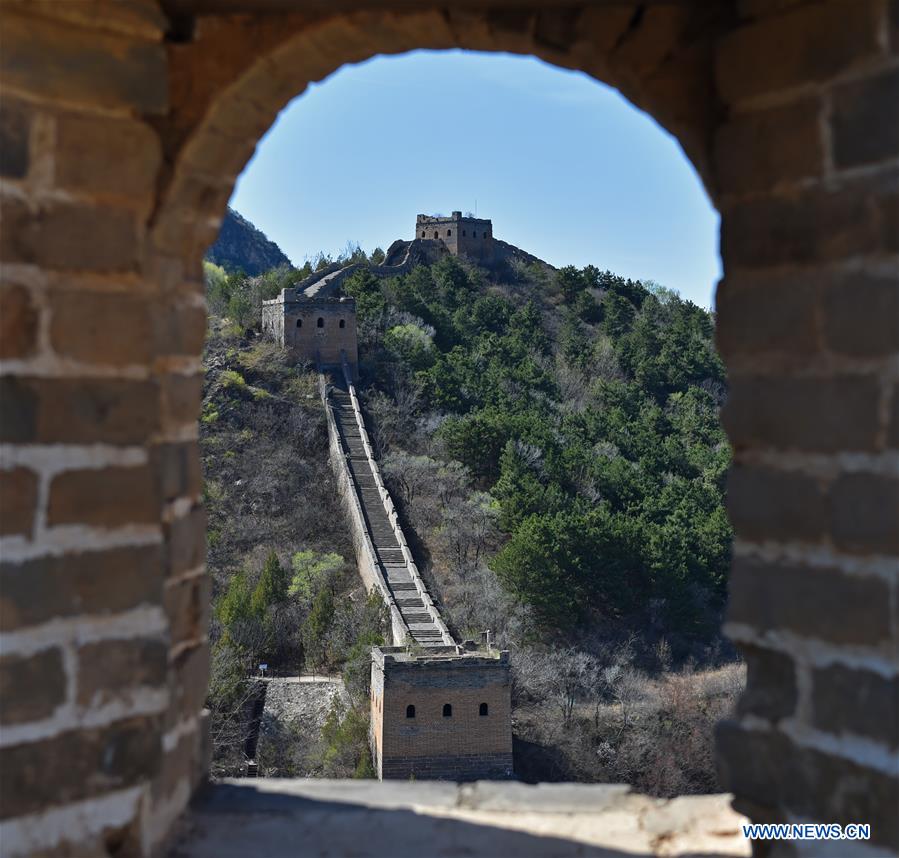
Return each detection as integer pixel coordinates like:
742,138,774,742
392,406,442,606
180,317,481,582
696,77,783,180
370,645,514,781
416,211,494,264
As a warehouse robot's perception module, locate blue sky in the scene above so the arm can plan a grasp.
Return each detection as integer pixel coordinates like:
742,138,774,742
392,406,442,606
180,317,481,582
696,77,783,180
230,50,721,308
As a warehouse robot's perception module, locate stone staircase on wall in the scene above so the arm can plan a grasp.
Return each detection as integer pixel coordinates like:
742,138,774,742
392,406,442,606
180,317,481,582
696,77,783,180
327,376,451,647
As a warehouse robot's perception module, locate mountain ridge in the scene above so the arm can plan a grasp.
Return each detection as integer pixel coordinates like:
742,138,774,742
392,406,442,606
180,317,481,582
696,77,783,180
207,207,292,276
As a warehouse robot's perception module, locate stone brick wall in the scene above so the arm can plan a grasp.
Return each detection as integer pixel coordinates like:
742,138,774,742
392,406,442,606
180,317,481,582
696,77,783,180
1,0,895,854
0,3,209,854
381,753,513,781
371,648,514,781
712,2,899,853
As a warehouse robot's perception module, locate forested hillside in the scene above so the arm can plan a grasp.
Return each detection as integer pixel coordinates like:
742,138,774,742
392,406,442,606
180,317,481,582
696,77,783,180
341,256,731,646
202,248,742,793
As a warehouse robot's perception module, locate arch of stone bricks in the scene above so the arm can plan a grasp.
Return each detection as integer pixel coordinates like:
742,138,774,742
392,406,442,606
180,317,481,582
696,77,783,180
0,1,896,855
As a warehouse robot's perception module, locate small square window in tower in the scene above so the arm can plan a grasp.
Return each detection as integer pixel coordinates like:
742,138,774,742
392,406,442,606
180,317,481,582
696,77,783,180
442,703,452,718
317,317,324,328
296,319,302,328
406,705,415,719
339,319,345,329
447,229,451,236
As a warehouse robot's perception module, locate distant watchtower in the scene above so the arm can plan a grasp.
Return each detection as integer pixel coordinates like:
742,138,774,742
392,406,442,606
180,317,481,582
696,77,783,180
416,211,494,264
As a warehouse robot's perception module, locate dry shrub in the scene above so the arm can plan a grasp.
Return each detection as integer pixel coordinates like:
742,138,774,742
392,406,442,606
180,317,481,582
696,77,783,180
514,654,745,796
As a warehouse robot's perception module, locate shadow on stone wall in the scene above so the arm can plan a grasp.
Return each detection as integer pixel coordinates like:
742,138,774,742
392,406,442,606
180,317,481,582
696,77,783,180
169,780,747,857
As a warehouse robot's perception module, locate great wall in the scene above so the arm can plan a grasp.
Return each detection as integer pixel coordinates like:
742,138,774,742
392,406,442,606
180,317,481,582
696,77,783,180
4,4,896,853
323,356,514,781
255,213,519,781
262,212,551,379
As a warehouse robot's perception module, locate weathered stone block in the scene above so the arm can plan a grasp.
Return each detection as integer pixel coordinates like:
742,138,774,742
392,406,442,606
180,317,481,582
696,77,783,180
722,375,880,453
0,13,167,113
0,376,159,444
728,556,892,647
737,645,797,723
716,720,789,815
715,270,817,359
151,177,233,258
161,372,204,429
0,283,39,360
0,648,66,725
164,573,211,647
606,6,693,76
54,113,161,201
166,643,210,731
0,544,163,630
152,721,204,807
48,465,158,528
716,0,883,104
831,67,899,169
721,174,899,268
737,0,806,18
890,383,899,449
783,746,899,850
720,721,899,850
0,198,141,272
719,265,899,359
0,466,38,537
812,663,898,748
77,637,168,708
0,716,162,820
714,97,823,195
151,441,203,504
164,505,206,578
727,464,827,543
533,8,582,52
830,473,899,555
15,0,168,39
820,270,899,357
49,291,155,365
153,302,207,359
486,8,535,37
0,377,38,443
0,96,29,179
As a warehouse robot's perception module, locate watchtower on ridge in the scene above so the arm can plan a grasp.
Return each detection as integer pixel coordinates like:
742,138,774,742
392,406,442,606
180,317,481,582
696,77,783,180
416,211,494,264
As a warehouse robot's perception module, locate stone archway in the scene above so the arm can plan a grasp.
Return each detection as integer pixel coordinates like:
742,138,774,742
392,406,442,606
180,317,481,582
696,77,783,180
1,2,896,856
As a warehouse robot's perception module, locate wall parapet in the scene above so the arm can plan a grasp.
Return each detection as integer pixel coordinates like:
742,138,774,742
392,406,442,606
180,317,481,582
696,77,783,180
318,373,408,644
340,359,454,646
